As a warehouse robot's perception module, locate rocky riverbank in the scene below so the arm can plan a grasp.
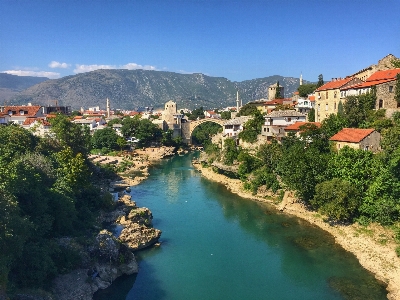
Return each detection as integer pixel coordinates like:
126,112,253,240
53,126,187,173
192,160,400,300
50,148,172,300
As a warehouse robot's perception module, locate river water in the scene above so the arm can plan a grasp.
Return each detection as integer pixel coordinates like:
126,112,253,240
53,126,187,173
94,154,387,300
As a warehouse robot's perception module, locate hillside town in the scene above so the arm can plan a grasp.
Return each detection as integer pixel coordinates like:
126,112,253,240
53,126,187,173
1,54,400,300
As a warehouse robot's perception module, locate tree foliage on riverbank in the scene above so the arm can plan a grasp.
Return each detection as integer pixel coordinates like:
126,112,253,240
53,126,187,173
204,95,400,227
0,119,114,294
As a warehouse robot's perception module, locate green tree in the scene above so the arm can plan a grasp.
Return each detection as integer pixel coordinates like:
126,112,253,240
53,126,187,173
220,111,231,120
321,113,348,138
223,138,238,165
121,116,140,138
238,110,264,143
135,119,161,146
278,141,329,202
91,127,119,151
275,81,283,99
237,103,258,116
307,108,315,122
317,74,324,88
297,84,317,97
49,114,91,157
311,178,361,222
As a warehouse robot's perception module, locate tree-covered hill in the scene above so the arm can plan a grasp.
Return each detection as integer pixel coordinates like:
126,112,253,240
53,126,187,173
10,69,305,110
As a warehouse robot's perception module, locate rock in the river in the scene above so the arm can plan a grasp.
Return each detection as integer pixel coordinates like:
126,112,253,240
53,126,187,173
119,207,153,226
119,223,162,250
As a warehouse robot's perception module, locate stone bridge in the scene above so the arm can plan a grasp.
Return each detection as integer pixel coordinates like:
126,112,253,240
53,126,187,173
181,118,226,144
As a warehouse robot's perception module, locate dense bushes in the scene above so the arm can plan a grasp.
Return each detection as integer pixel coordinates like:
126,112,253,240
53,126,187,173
0,120,113,293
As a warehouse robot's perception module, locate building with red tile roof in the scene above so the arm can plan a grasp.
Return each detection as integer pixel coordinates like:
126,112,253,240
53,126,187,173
0,105,45,125
329,128,380,152
21,117,52,136
340,68,400,114
314,77,363,123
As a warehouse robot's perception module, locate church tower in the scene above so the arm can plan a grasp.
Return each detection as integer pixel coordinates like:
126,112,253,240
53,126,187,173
300,73,303,86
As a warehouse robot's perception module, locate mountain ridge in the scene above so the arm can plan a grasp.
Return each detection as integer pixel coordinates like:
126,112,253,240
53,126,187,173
6,69,306,110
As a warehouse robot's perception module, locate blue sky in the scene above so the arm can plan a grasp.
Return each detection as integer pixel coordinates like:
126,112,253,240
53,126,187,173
1,0,399,82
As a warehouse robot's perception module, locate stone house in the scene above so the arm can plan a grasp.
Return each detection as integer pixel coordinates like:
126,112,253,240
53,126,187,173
340,68,400,116
329,128,381,152
315,77,363,123
261,110,306,141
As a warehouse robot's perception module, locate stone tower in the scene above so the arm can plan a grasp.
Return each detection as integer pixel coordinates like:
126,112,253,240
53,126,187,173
268,82,285,100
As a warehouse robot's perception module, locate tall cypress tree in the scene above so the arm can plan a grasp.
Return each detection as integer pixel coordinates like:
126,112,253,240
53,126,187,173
317,74,324,88
275,81,283,99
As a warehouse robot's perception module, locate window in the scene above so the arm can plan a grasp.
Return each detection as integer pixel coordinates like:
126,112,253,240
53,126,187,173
389,86,393,93
325,103,328,111
334,102,337,110
267,127,270,132
379,99,383,109
263,128,266,132
334,92,337,98
318,104,320,111
287,117,291,122
326,91,328,99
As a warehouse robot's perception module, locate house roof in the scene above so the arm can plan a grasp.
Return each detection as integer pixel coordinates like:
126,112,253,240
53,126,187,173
285,122,321,131
224,116,251,125
266,110,306,118
329,128,375,143
3,105,42,117
316,77,353,91
341,68,400,90
22,118,51,126
308,95,315,101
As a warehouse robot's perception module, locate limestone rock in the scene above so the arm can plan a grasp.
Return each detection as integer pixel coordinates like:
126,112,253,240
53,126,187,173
119,223,162,251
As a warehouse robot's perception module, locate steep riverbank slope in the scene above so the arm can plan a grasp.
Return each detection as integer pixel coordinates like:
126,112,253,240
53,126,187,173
192,161,400,300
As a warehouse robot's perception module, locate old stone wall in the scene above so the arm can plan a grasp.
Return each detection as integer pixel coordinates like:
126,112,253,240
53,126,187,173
375,81,399,110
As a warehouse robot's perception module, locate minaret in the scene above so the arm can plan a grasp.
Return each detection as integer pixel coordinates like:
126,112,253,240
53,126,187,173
300,73,303,86
236,90,239,112
106,98,110,118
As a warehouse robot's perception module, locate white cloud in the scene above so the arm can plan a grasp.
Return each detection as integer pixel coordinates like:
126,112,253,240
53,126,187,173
48,61,70,69
74,62,158,74
2,70,60,79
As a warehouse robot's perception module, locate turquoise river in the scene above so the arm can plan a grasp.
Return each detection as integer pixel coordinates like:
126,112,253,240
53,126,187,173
94,153,387,300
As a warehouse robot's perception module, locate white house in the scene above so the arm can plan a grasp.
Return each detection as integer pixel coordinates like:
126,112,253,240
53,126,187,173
1,105,46,125
295,97,315,114
261,110,307,141
223,116,251,138
72,118,98,131
22,118,52,136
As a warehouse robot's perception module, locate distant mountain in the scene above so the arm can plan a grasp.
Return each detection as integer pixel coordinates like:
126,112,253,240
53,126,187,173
0,73,49,102
10,69,305,110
